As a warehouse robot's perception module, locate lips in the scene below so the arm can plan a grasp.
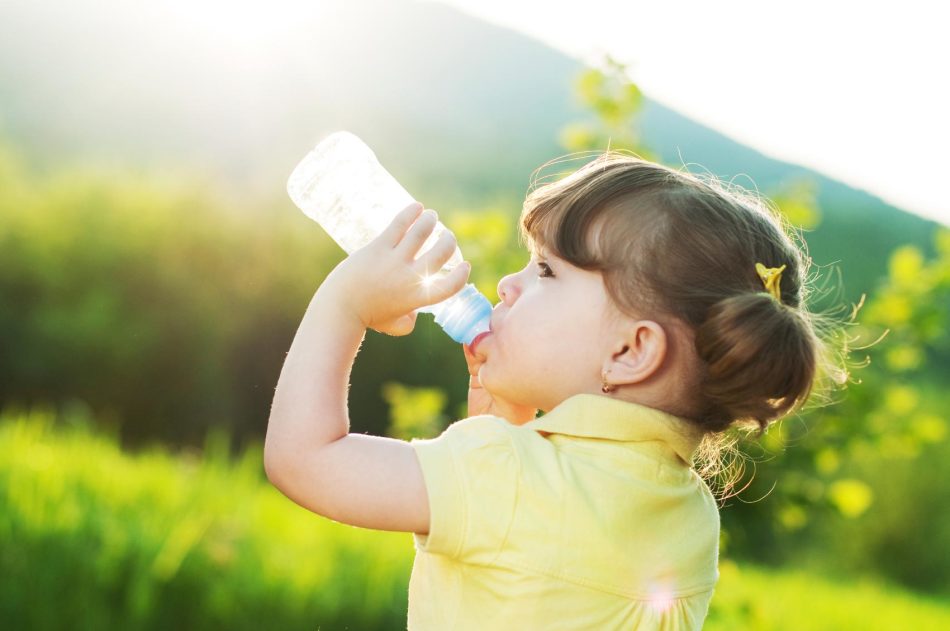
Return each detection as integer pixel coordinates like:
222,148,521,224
469,331,491,354
468,310,499,354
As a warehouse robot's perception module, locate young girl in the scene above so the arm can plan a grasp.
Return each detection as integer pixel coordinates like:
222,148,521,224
264,152,837,630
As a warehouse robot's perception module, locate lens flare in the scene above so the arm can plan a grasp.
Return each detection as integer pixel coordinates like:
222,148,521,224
647,586,675,613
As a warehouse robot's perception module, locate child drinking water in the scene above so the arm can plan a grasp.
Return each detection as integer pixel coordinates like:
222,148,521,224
264,152,841,630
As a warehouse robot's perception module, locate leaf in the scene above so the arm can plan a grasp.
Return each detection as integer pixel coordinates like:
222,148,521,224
771,177,821,229
884,344,923,372
867,293,912,326
911,414,947,443
889,245,925,288
621,83,643,110
558,123,600,152
814,448,840,475
778,504,808,530
828,479,873,518
883,385,919,415
381,382,447,440
576,69,605,105
935,227,950,257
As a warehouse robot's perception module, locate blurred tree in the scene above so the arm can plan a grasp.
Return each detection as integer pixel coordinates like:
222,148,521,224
558,55,657,160
0,145,335,450
767,176,822,231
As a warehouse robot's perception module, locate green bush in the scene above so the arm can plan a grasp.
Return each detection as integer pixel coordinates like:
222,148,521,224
0,143,341,449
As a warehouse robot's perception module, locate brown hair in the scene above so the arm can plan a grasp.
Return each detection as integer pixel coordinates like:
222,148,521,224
519,151,855,492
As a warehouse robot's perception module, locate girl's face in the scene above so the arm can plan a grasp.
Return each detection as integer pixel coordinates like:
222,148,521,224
473,246,619,414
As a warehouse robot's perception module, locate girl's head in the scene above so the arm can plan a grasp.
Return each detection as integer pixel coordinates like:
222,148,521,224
476,152,847,443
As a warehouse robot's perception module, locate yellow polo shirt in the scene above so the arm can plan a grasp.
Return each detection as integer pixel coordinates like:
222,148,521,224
407,393,720,630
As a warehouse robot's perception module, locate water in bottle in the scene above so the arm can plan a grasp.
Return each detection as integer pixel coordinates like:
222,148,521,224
286,131,492,345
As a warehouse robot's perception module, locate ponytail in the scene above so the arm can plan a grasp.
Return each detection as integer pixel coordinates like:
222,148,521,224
695,292,819,434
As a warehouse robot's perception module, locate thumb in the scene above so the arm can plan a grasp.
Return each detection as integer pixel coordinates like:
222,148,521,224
391,312,417,336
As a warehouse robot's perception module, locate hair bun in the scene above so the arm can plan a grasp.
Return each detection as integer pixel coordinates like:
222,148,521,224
694,292,818,433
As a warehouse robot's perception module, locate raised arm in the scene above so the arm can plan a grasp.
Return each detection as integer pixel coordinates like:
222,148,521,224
263,203,470,532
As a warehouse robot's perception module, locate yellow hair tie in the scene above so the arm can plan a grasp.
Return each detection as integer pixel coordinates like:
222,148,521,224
755,262,786,301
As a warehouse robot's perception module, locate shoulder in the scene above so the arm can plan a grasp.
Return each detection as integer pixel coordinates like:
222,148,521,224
409,415,524,561
435,415,553,457
441,414,517,440
410,413,523,460
411,415,525,463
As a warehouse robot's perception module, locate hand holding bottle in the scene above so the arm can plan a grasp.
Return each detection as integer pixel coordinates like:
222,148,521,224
322,202,471,337
288,131,491,345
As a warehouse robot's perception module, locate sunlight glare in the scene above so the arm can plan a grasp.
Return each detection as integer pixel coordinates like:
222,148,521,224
647,585,675,613
419,272,440,293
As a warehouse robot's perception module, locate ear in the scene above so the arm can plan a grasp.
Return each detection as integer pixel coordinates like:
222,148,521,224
603,320,667,387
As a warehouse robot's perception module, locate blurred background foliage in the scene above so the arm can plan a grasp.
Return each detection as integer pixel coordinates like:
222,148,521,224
2,48,949,627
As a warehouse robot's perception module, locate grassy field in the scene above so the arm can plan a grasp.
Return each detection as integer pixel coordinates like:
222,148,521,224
2,406,948,629
705,561,950,630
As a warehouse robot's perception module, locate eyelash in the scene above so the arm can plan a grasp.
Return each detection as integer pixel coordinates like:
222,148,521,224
537,262,554,278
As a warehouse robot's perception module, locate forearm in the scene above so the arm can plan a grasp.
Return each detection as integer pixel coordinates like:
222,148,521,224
265,275,365,459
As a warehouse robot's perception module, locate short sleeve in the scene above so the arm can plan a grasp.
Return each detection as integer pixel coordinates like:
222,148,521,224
410,415,520,563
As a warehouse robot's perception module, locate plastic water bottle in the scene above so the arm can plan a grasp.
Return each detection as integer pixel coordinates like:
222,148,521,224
286,131,492,345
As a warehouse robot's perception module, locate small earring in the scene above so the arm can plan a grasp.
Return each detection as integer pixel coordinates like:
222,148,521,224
601,370,615,394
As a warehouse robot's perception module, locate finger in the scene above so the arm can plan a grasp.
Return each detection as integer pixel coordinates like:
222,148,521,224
462,343,481,376
380,202,424,248
426,261,471,306
374,311,417,337
397,208,439,259
462,340,475,364
413,228,457,274
393,312,417,336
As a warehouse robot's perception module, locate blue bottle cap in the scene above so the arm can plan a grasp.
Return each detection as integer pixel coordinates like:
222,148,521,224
429,283,492,345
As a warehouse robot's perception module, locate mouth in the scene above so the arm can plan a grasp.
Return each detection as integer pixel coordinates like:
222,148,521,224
469,330,491,354
468,309,500,354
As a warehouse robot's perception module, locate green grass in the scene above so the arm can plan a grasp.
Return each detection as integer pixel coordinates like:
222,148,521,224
0,405,414,630
1,405,948,629
705,560,950,630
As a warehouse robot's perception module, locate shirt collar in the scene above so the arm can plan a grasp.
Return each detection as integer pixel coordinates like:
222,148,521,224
522,393,705,466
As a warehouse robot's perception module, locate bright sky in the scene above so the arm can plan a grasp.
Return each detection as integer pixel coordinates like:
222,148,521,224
430,0,949,227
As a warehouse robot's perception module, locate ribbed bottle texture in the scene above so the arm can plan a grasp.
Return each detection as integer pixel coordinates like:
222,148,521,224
286,131,492,344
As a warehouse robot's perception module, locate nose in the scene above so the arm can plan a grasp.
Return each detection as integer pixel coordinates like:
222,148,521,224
497,271,521,305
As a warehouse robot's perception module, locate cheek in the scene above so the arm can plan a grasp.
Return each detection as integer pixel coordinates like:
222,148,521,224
501,305,547,348
498,321,558,378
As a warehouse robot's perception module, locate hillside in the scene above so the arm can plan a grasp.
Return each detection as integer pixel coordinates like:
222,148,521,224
0,0,940,305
